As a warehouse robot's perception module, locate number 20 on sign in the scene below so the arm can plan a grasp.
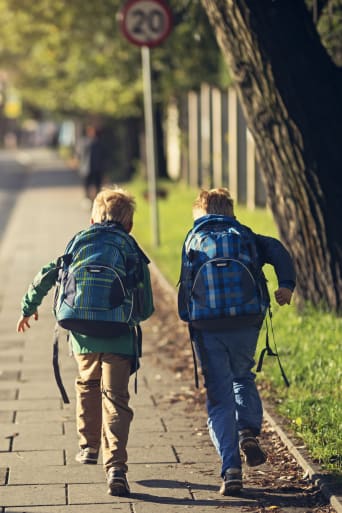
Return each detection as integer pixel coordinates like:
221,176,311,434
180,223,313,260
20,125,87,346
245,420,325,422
120,0,173,48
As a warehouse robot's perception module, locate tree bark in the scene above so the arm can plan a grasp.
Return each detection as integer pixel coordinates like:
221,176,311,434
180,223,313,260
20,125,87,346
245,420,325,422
201,0,342,312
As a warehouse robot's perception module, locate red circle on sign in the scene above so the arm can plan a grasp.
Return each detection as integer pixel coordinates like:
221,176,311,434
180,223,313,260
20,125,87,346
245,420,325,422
120,0,173,48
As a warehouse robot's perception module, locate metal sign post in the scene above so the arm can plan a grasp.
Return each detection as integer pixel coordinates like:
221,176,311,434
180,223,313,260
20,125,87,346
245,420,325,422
141,45,159,247
119,0,172,247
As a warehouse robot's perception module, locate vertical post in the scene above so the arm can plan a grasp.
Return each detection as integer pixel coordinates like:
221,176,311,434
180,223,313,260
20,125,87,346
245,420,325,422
237,100,247,204
141,45,159,247
200,83,212,188
212,87,223,188
188,91,199,188
228,87,238,200
246,128,256,210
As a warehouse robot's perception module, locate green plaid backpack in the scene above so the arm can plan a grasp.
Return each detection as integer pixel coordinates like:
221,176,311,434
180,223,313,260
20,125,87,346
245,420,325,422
54,222,150,337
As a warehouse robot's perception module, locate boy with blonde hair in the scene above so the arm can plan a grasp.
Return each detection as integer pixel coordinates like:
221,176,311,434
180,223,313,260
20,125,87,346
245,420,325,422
178,188,295,495
17,186,154,497
91,187,135,228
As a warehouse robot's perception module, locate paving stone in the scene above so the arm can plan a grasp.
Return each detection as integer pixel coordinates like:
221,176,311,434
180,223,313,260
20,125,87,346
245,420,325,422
175,445,220,465
160,415,207,432
128,461,218,489
12,433,76,451
0,466,8,485
129,395,156,407
0,437,11,451
68,483,126,505
0,355,22,364
123,417,166,433
6,505,131,512
0,371,20,381
0,450,64,467
0,421,63,437
19,369,60,380
0,383,21,394
68,481,192,505
127,430,195,447
0,484,66,507
0,411,14,423
0,399,60,411
18,385,61,399
15,409,74,423
191,487,257,504
66,445,177,466
130,445,178,464
0,389,18,400
133,505,220,512
9,464,105,485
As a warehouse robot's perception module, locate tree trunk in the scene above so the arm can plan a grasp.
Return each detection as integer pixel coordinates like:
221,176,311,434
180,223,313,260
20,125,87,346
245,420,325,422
201,0,342,312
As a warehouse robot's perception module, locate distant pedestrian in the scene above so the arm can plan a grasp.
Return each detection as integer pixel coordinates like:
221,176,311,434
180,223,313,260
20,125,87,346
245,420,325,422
79,126,106,202
16,186,154,497
178,188,296,495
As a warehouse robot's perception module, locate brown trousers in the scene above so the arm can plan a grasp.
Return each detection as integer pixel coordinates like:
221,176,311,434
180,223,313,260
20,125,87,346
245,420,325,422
74,353,133,472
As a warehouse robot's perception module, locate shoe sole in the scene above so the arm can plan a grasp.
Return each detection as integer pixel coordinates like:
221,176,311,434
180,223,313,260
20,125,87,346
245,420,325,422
107,477,130,497
107,484,130,497
220,482,242,495
75,457,98,464
240,439,267,467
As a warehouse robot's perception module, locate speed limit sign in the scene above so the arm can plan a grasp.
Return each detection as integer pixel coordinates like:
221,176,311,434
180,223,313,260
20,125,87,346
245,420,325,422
120,0,173,47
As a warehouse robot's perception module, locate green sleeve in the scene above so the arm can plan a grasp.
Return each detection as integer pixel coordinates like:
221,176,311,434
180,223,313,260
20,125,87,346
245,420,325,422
21,260,60,317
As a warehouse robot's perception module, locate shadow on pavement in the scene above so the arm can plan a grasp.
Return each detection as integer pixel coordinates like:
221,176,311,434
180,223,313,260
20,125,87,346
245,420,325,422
135,478,321,509
130,492,252,507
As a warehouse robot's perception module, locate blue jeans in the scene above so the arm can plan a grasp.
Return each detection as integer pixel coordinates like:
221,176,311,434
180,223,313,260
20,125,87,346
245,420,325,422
193,326,263,476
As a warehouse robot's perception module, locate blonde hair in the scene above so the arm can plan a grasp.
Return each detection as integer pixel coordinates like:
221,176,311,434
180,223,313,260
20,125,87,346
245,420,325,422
91,186,136,230
193,188,234,219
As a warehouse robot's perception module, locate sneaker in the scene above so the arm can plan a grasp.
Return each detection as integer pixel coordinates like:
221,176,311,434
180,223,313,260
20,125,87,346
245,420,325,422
220,468,243,495
75,447,99,464
107,468,130,497
239,429,267,467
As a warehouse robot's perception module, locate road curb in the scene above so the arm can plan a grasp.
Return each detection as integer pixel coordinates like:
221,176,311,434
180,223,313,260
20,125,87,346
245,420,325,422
150,259,342,513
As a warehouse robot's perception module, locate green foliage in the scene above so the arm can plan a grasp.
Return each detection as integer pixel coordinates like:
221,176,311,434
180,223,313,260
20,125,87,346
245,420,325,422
0,0,143,116
305,0,342,65
151,1,230,100
0,0,225,117
0,1,340,117
129,177,342,473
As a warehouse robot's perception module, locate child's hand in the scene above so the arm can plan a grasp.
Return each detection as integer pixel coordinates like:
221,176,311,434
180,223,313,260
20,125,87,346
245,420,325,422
274,288,293,306
16,312,39,333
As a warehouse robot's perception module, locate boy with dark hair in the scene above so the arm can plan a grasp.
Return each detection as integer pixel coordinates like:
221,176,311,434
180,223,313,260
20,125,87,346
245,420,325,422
17,186,154,497
178,188,295,495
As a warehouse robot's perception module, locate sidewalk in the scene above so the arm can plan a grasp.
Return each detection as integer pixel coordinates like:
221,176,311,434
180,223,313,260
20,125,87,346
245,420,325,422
0,150,339,512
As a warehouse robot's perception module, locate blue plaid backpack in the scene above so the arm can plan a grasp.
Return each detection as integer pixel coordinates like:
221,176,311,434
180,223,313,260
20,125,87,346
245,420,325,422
178,215,270,330
54,222,150,337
